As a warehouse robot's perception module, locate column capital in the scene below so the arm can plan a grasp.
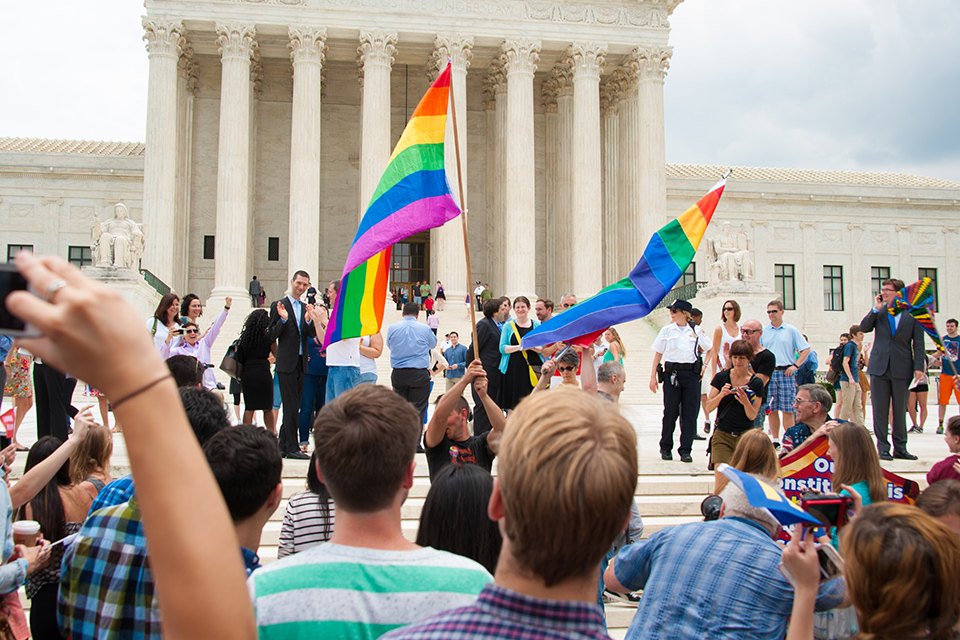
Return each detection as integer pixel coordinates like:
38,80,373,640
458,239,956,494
142,17,184,58
357,29,397,81
610,67,638,97
483,77,498,110
500,38,541,76
251,47,264,97
600,80,620,116
289,26,328,65
631,45,673,82
178,45,200,95
548,63,572,97
541,74,558,111
433,34,474,74
216,22,257,61
566,43,607,79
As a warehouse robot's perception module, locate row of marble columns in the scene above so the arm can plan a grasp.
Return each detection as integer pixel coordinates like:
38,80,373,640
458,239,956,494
141,16,671,305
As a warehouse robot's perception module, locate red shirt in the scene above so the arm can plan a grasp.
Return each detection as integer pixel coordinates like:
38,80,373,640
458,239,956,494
927,454,960,485
424,297,434,311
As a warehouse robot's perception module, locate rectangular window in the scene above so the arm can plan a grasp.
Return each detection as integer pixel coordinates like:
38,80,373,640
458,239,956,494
6,244,33,262
67,246,92,268
203,235,215,260
680,264,696,287
919,267,938,312
774,264,796,310
871,266,890,296
268,237,280,262
823,265,844,311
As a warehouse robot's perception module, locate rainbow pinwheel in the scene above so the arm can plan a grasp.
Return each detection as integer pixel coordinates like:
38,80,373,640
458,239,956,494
889,277,957,376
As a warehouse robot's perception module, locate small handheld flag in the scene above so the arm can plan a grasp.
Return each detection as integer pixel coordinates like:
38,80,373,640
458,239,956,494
0,408,14,440
718,463,821,526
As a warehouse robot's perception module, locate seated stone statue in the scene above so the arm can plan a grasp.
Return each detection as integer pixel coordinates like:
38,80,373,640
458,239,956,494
92,203,144,270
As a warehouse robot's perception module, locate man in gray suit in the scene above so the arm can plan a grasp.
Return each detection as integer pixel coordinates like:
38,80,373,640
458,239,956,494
860,277,925,461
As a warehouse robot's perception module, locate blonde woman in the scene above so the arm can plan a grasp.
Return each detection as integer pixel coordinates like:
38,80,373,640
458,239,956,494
602,328,626,365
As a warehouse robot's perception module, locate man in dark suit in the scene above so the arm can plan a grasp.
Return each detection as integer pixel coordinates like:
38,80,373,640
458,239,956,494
860,277,925,460
269,270,322,459
466,298,507,436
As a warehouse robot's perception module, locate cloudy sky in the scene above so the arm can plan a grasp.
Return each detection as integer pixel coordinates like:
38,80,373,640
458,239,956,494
3,0,958,180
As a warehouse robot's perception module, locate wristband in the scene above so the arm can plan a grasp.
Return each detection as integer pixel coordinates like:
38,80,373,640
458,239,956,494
111,375,173,409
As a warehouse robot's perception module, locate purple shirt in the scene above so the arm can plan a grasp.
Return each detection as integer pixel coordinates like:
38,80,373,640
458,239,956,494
161,308,229,389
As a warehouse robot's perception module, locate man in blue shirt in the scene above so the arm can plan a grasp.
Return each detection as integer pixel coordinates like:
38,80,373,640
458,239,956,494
386,302,437,424
760,300,810,448
442,331,468,393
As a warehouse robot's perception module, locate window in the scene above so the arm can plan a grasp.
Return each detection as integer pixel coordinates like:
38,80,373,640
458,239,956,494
6,244,32,262
390,241,426,286
268,237,280,262
203,235,215,260
823,265,844,311
774,264,796,310
871,266,890,296
68,246,92,268
919,267,938,312
680,264,696,287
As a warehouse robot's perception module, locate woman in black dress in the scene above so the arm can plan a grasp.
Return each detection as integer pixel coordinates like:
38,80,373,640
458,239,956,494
238,309,277,435
498,296,543,411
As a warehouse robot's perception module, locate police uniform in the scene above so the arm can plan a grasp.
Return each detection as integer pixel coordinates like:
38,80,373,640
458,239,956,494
653,309,713,461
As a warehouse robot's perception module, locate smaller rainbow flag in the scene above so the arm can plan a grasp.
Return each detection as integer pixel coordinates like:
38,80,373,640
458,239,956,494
324,64,461,349
521,177,726,349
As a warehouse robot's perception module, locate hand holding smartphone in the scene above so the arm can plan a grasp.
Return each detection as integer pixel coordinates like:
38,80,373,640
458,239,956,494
0,263,40,337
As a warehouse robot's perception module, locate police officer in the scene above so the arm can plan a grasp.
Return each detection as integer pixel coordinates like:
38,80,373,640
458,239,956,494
649,299,713,462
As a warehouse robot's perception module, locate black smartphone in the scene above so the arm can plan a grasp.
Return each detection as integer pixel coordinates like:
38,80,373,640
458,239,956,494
0,263,39,337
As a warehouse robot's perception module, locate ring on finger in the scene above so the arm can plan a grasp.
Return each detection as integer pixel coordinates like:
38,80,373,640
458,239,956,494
45,279,69,302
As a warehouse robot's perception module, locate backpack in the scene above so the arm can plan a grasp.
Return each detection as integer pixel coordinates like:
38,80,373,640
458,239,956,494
826,344,845,384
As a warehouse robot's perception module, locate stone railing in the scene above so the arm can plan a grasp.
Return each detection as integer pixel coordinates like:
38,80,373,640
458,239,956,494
139,268,171,297
653,281,708,310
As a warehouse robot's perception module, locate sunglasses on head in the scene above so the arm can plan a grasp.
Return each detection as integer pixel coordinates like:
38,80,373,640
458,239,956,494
558,365,575,372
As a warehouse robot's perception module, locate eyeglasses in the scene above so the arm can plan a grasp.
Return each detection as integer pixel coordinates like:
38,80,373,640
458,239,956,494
766,310,779,314
793,398,813,405
740,329,758,334
881,288,896,293
723,306,735,311
558,366,575,372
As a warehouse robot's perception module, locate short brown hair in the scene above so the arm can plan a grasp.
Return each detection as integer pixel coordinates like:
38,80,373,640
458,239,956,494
917,479,960,519
881,278,905,291
729,339,754,359
849,324,862,335
313,385,420,513
497,388,637,586
841,504,960,640
539,299,554,312
767,299,784,311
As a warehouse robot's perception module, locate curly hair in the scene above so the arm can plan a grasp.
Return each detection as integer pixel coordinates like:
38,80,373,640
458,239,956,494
239,309,271,354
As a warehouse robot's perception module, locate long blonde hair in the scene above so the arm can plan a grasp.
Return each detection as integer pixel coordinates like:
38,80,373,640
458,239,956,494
829,422,886,504
605,327,626,358
715,430,779,494
69,423,113,485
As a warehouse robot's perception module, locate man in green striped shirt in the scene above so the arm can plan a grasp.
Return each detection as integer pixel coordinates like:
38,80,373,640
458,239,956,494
248,385,492,639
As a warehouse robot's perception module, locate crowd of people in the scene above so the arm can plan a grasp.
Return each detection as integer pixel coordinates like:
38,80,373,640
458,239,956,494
1,257,960,640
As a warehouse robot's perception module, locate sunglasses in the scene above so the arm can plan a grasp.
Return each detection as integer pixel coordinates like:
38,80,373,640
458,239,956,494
723,307,735,311
562,303,574,308
558,365,575,372
184,329,199,334
766,310,779,314
740,329,758,334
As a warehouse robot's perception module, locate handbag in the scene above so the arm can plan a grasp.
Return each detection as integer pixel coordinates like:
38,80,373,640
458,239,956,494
509,322,540,388
825,368,840,384
220,339,243,381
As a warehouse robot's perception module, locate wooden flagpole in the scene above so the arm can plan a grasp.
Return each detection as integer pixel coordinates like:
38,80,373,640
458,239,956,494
446,65,481,355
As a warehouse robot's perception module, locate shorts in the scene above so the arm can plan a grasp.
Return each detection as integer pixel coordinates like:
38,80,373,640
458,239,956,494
709,429,746,470
767,370,797,414
911,383,929,394
939,373,960,405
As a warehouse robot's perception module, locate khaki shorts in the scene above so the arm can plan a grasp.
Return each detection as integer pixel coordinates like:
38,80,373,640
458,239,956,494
709,428,744,471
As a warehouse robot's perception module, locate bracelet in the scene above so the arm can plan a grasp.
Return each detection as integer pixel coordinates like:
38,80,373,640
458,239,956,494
225,306,230,310
111,374,173,410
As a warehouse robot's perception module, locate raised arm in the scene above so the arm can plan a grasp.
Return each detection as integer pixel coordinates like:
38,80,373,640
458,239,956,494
8,253,255,640
424,361,483,449
473,367,505,454
203,297,231,347
9,407,91,510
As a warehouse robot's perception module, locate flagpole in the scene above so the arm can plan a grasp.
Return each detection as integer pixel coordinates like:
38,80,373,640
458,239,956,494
447,65,481,355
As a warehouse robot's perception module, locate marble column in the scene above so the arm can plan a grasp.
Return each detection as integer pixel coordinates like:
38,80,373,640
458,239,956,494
601,81,620,284
500,38,540,299
483,79,498,293
431,35,473,301
173,47,197,295
568,44,606,299
848,222,868,310
541,76,559,300
142,17,184,288
614,65,641,276
211,22,257,304
799,221,820,331
553,65,573,297
287,27,326,282
357,30,397,220
491,63,508,295
635,45,672,240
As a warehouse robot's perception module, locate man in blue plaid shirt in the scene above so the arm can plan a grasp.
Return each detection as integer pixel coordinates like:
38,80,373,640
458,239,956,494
383,388,639,640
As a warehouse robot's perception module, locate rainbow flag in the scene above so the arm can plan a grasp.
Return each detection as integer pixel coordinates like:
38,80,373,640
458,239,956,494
323,64,461,348
890,277,943,350
521,178,726,349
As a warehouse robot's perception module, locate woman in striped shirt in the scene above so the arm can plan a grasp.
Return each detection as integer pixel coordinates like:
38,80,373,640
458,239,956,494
278,449,336,558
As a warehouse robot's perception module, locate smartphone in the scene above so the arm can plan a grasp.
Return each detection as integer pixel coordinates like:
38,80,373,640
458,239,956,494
0,263,39,337
778,541,845,587
172,329,184,336
801,493,854,528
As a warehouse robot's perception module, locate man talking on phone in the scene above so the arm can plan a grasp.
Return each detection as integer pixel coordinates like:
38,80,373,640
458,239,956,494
860,278,925,460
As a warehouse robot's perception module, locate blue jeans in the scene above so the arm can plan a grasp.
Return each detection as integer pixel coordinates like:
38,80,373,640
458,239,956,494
358,372,378,385
298,374,327,445
272,371,282,410
326,366,360,402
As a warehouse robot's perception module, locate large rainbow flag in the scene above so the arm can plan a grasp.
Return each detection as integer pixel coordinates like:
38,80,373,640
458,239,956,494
521,177,727,349
323,63,461,349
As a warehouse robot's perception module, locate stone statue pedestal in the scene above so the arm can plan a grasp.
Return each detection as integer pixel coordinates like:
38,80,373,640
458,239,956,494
647,280,778,330
82,266,161,322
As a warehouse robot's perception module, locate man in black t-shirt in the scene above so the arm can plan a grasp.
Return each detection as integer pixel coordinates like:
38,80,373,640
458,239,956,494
424,360,506,481
740,319,775,428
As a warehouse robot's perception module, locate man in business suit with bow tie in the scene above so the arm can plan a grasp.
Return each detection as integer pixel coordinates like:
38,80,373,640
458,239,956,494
269,270,324,459
860,277,925,461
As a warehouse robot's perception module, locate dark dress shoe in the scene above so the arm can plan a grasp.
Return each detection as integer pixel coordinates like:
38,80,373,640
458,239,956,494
660,452,673,461
284,450,309,460
680,454,693,463
893,451,918,460
878,452,893,461
693,434,706,441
